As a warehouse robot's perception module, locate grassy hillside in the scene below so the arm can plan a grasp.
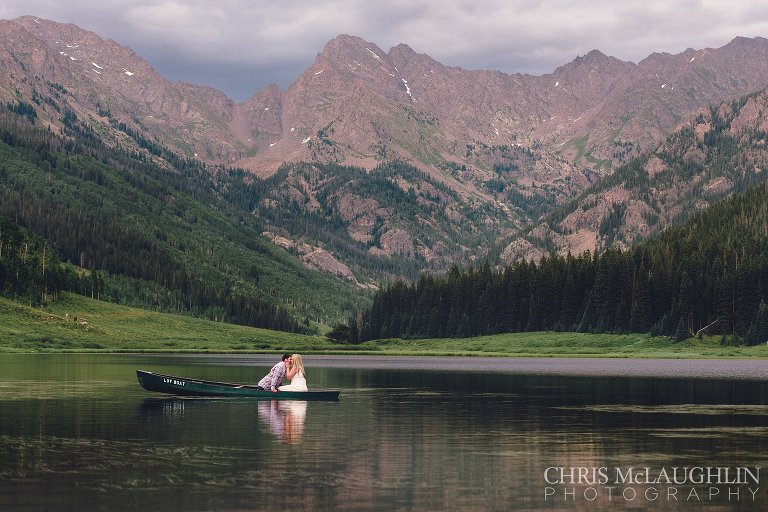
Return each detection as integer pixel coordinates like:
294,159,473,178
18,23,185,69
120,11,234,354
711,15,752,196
0,107,362,328
0,293,331,352
2,293,766,358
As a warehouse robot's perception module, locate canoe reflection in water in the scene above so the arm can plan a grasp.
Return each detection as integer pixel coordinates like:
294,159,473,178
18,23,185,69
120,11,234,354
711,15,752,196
258,400,307,444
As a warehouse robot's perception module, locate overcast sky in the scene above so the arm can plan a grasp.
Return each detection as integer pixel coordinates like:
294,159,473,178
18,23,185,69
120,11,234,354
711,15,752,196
2,1,768,101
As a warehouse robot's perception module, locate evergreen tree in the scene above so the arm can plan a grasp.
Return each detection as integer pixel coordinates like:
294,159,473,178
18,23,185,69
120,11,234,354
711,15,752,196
629,266,652,332
614,300,630,333
674,317,690,342
578,295,595,333
559,273,579,329
745,301,768,346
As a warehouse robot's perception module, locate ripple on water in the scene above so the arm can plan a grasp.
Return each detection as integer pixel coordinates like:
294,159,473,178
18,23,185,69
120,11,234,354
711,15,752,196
560,404,768,415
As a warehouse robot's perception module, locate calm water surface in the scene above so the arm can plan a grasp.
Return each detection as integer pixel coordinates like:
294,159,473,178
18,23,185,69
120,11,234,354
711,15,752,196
1,354,768,511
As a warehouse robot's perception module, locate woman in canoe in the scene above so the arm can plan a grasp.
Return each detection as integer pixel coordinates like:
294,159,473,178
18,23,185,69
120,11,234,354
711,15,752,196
279,353,308,391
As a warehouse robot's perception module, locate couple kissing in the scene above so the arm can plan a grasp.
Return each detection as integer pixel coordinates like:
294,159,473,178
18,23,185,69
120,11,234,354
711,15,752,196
256,354,307,392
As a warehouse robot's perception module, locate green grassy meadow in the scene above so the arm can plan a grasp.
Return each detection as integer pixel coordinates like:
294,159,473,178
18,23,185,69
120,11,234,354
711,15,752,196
1,293,767,358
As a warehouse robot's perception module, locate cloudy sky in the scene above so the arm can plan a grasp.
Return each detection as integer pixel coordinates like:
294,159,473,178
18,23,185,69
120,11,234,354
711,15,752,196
2,1,768,101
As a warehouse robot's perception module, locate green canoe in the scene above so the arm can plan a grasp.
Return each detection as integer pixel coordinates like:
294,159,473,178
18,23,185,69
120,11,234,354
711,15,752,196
136,370,340,400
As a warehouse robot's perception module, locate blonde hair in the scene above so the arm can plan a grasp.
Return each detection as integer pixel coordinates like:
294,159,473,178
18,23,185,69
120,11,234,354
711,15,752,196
291,354,305,377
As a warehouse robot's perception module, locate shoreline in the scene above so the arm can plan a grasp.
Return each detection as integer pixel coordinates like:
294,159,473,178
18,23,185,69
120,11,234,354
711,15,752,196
4,352,768,380
3,294,767,359
1,347,768,359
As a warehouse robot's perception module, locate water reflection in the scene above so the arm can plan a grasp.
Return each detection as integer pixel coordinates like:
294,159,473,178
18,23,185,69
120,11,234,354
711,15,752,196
258,400,307,444
140,397,186,420
3,354,768,511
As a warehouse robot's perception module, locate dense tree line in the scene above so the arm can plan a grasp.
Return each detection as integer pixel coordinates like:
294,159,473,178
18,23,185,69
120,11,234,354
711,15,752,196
0,210,302,331
354,183,768,345
0,215,84,304
0,105,304,332
3,100,37,125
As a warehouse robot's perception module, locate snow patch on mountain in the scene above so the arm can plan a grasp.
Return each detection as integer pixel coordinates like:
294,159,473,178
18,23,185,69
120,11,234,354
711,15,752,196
401,79,416,102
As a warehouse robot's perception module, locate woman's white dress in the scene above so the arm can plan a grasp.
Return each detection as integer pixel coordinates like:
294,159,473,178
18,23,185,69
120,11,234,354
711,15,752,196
279,370,307,391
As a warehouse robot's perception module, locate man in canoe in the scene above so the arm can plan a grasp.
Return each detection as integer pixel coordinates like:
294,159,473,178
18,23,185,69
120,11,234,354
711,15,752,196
256,354,292,392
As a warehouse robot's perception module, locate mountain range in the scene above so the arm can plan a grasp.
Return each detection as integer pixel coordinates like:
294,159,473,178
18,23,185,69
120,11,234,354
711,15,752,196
505,87,768,262
3,15,768,313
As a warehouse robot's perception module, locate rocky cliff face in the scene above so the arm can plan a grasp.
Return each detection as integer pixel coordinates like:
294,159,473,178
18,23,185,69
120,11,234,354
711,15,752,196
502,88,768,263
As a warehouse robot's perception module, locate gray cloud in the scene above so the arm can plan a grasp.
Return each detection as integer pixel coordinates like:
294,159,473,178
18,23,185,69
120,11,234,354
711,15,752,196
2,0,768,100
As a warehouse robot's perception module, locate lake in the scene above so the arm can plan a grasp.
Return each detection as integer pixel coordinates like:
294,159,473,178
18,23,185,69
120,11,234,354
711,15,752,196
1,353,767,511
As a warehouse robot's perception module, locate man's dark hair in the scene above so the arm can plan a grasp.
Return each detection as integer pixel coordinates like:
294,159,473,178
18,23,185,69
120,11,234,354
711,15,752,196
282,354,291,361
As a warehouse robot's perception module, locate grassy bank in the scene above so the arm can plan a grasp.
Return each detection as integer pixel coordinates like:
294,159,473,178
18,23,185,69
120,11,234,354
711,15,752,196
1,293,767,357
0,293,332,352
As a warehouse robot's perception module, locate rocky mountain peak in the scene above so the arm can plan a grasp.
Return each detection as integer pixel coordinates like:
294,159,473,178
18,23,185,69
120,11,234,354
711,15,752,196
579,48,608,62
321,34,382,55
312,34,393,77
554,49,631,76
387,43,419,65
6,18,768,254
